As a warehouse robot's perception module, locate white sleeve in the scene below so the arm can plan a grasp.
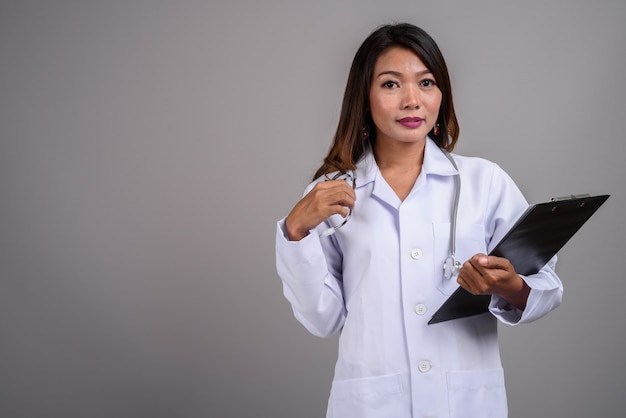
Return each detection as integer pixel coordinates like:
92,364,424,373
275,218,347,337
484,164,564,325
490,256,563,325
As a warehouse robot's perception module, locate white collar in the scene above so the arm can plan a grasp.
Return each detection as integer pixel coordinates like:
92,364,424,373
355,136,459,189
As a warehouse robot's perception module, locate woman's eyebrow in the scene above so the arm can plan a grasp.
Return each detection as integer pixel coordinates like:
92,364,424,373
375,69,433,78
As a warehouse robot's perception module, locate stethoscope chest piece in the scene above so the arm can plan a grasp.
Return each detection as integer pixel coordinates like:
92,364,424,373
443,255,461,280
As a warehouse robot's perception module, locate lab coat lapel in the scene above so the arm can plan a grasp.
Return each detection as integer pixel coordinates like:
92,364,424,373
358,138,458,207
355,148,401,208
422,137,459,179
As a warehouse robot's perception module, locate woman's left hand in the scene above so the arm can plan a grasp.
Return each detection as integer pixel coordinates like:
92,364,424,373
457,254,531,310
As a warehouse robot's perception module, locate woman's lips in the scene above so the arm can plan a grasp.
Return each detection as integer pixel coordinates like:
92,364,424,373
397,117,424,129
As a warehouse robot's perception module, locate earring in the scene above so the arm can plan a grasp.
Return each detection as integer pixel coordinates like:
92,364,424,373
362,123,370,141
433,123,440,136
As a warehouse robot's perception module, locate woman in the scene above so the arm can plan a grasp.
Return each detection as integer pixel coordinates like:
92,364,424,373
275,23,562,417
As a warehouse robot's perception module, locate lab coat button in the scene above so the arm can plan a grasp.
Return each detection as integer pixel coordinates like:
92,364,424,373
410,248,423,260
414,304,427,315
418,360,431,373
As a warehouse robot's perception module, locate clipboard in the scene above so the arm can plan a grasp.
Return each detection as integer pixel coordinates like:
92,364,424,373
428,193,610,325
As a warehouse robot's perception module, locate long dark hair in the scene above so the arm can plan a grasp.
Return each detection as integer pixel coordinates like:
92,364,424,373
313,23,459,180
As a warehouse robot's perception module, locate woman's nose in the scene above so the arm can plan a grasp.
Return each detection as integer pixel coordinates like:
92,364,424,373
402,85,420,109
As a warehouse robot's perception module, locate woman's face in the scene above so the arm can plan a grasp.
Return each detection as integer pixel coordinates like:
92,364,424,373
369,47,442,146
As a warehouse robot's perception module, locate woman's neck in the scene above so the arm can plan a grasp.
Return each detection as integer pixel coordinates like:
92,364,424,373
373,138,426,170
373,138,426,201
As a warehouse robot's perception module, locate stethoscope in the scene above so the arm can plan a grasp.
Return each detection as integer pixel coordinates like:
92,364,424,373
441,149,462,280
321,147,462,280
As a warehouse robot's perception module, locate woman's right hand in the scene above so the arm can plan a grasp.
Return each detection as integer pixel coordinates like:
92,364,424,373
285,179,356,241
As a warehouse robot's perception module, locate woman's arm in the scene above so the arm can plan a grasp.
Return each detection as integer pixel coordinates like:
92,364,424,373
276,218,347,338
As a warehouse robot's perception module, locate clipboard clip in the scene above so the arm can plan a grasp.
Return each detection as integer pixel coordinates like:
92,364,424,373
550,194,590,202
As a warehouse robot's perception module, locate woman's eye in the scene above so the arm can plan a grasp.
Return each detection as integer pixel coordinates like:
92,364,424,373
382,81,397,88
421,79,436,87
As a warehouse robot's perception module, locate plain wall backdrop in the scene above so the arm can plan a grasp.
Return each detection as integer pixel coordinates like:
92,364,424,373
1,1,624,417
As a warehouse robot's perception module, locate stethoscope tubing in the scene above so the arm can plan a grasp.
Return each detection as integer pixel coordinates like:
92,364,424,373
441,149,462,279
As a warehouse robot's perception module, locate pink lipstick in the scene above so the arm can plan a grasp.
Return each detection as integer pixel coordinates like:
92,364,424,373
398,117,423,129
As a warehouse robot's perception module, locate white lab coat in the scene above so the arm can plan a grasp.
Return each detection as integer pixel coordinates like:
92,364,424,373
276,138,563,418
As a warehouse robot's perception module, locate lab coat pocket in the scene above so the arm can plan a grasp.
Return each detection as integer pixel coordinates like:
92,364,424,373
447,369,507,418
433,222,486,295
329,373,407,417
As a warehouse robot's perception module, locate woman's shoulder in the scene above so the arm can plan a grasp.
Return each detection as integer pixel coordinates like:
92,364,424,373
450,152,497,167
450,152,505,174
451,152,520,189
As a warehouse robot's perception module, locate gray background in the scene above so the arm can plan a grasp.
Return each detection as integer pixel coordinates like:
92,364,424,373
1,1,624,417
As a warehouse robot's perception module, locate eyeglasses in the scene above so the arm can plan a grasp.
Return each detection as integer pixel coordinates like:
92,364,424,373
320,171,357,237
